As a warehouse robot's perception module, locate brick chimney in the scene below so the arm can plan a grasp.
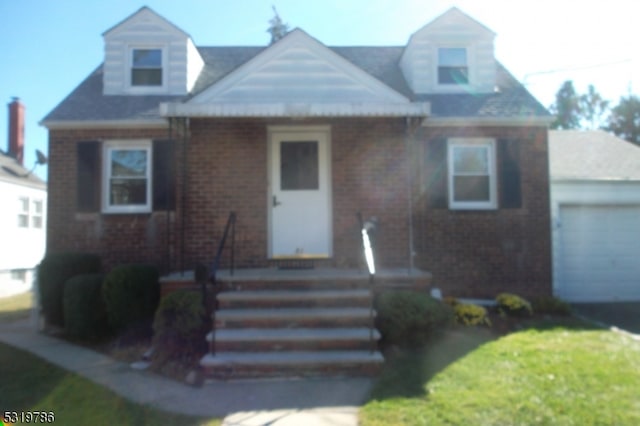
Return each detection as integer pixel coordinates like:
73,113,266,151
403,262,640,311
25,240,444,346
8,97,25,165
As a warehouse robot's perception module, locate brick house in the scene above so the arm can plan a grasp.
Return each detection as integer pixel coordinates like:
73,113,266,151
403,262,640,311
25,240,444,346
42,6,552,301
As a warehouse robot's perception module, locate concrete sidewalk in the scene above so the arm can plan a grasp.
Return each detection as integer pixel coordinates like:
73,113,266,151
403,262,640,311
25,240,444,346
0,319,373,424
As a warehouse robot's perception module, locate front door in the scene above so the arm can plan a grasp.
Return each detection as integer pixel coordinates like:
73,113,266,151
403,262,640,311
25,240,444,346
269,126,332,258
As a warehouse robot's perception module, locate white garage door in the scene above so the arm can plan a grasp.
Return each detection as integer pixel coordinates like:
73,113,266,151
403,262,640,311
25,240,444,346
557,205,640,302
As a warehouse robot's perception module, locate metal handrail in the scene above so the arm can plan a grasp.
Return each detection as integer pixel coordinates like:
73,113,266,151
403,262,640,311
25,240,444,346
357,212,376,354
207,211,236,355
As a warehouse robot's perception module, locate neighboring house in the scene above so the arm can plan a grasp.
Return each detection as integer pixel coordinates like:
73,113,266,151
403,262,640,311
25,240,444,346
42,6,552,300
1,98,47,296
549,130,640,302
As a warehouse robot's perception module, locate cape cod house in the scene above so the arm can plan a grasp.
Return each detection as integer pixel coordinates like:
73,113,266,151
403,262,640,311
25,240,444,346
42,6,552,374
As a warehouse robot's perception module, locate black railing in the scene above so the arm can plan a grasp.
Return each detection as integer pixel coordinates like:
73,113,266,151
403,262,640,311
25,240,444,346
207,211,236,356
357,212,377,354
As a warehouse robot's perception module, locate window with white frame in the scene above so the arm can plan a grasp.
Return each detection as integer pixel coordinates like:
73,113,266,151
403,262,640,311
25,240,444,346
103,140,152,213
17,197,29,227
17,196,44,228
448,138,496,210
130,48,163,87
32,199,43,228
438,47,469,85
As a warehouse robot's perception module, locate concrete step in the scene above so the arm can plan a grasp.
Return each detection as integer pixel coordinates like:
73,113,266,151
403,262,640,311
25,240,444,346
200,350,384,378
209,327,380,351
214,307,375,329
218,279,373,292
217,289,371,309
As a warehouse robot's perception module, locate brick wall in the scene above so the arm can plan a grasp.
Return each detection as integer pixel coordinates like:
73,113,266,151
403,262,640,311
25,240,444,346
412,126,552,299
46,118,411,272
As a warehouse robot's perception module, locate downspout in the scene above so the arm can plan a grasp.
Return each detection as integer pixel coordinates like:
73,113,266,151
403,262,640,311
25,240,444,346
181,117,190,276
405,117,415,274
166,118,173,274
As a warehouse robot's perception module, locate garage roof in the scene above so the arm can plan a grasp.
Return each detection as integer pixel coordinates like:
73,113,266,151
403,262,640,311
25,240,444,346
549,130,640,181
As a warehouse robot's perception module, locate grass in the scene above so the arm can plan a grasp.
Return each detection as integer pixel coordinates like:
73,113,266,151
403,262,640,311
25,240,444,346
0,342,221,425
361,317,640,425
0,291,33,322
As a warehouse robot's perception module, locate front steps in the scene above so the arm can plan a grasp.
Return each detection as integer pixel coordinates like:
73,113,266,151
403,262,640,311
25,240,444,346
199,277,384,378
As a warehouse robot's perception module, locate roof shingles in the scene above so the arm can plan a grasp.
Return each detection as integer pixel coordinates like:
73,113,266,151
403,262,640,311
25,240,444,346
43,46,549,123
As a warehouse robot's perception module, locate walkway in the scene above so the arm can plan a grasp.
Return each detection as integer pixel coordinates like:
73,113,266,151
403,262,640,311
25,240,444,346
0,318,373,425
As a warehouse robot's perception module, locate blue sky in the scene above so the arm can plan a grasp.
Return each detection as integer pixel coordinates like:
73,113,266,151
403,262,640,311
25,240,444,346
1,0,638,181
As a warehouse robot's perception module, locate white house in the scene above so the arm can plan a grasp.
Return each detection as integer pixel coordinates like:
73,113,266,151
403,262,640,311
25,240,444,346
0,98,47,297
549,130,640,302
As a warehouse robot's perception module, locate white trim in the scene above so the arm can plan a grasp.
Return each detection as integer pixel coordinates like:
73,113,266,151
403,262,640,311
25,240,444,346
102,140,153,214
447,138,497,210
190,29,410,105
40,119,168,130
422,116,553,127
126,46,168,94
267,125,333,258
434,45,473,92
160,102,430,118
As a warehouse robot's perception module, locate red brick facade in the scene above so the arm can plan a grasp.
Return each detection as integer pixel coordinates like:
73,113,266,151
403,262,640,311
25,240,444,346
47,120,551,298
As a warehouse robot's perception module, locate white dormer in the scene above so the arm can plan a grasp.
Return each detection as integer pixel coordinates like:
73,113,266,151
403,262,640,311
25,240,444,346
102,7,204,95
400,7,496,94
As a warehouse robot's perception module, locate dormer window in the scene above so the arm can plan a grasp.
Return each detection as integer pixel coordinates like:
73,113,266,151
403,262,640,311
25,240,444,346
438,48,468,85
131,48,163,86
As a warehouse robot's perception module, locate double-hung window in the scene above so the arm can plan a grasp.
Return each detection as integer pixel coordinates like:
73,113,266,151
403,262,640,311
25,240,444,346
18,197,29,227
448,138,497,210
103,141,152,213
131,48,163,87
438,47,469,85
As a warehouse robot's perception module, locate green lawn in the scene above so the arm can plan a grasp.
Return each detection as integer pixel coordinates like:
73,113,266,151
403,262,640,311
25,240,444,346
361,318,640,425
0,342,221,425
0,291,33,322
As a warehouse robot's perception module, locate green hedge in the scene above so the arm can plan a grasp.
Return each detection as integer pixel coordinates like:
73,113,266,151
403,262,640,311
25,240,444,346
376,291,454,348
152,291,209,363
102,264,160,335
38,253,101,327
63,274,109,340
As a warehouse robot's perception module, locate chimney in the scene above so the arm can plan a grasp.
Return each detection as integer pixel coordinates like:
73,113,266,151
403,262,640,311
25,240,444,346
8,97,25,165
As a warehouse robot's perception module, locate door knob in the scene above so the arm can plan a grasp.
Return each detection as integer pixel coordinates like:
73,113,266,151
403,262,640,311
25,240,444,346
273,195,282,207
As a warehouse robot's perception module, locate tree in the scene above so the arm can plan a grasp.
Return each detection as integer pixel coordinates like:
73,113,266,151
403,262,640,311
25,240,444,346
549,80,582,129
607,95,640,146
579,84,609,130
267,6,289,45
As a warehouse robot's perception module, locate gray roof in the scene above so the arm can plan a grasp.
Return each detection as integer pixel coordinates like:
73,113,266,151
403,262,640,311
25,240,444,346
0,151,47,189
549,130,640,181
43,46,549,123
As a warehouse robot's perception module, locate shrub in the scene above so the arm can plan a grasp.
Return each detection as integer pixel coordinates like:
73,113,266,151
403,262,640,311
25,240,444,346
375,291,454,348
443,296,459,307
453,303,491,326
38,253,101,327
496,293,533,317
152,291,209,363
532,296,571,316
63,274,109,340
102,264,160,335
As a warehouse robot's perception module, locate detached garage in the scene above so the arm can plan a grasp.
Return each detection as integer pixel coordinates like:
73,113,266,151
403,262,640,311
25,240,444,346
549,130,640,302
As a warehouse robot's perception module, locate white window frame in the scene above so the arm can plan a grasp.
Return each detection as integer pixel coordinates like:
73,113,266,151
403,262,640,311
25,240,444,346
126,46,167,93
102,140,152,214
434,46,472,91
18,196,29,227
447,138,497,210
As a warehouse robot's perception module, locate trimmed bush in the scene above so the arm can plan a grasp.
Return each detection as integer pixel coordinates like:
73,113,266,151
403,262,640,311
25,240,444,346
152,291,209,363
102,264,160,335
453,303,491,326
532,296,571,316
38,253,101,327
376,291,454,348
496,293,533,317
63,274,109,340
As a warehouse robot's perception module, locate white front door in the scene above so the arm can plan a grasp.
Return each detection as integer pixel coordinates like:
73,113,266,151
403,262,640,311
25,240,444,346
269,127,332,258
